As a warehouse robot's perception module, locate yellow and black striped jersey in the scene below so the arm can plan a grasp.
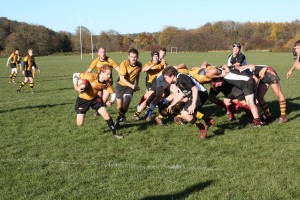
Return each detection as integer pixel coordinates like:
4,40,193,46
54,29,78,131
8,53,19,64
118,60,142,86
23,55,37,71
188,65,215,84
144,61,164,83
89,57,118,73
78,73,114,100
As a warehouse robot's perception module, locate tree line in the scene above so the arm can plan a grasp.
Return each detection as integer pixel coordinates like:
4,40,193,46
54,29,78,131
1,17,300,56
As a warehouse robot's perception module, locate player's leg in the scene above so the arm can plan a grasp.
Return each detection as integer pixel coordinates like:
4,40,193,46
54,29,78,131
97,105,123,138
270,83,287,123
76,114,86,126
12,68,17,83
17,77,29,92
29,77,34,92
256,83,272,120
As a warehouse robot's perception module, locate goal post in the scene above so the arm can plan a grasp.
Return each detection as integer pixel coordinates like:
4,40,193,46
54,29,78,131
171,46,177,54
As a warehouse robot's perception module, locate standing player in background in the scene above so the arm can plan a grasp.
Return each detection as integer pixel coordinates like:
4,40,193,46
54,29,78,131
17,48,40,93
6,48,20,83
133,51,165,120
227,42,247,67
73,64,123,139
114,48,142,128
85,47,120,104
287,40,300,79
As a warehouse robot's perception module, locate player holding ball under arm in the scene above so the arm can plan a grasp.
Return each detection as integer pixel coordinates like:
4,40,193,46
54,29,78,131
73,64,123,139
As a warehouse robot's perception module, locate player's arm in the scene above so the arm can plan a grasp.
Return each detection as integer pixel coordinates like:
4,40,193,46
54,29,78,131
114,66,120,73
142,62,156,72
33,62,41,73
167,90,185,112
187,86,198,114
86,59,97,73
287,59,300,79
109,59,120,73
85,68,92,73
6,56,12,67
236,64,255,71
134,72,140,91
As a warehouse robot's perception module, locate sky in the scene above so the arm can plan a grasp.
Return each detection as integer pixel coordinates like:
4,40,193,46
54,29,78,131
1,0,299,35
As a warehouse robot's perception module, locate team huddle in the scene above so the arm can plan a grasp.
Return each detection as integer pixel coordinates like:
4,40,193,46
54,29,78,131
72,41,300,139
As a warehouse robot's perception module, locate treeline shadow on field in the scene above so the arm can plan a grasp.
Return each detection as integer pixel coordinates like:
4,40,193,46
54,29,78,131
0,102,73,114
140,180,214,200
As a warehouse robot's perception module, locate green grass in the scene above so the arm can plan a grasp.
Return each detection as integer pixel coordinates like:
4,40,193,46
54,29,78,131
0,51,300,199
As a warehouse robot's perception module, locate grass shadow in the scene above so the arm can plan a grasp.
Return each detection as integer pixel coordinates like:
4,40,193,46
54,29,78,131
0,102,73,114
140,180,214,200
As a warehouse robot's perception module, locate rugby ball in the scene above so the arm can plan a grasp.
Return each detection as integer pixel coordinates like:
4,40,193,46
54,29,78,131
78,79,88,92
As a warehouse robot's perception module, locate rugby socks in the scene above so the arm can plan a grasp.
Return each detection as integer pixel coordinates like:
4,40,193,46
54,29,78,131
242,104,253,119
106,118,117,135
261,102,272,118
117,108,126,119
30,82,34,92
279,100,287,117
12,73,17,81
226,104,235,120
18,82,26,90
9,74,13,81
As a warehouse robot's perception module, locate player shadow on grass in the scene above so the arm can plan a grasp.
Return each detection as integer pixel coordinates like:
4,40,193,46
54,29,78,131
0,102,73,114
140,180,214,200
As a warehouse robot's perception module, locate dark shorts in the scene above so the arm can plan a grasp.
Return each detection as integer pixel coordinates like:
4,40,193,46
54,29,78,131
10,63,17,68
183,91,208,112
24,70,33,77
260,67,280,85
146,81,152,90
75,96,103,114
115,83,134,99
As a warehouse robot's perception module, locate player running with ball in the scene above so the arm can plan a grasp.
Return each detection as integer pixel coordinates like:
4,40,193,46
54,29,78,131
73,64,123,139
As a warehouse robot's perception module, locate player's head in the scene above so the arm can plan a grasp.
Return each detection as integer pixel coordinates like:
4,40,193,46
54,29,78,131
159,47,167,59
28,48,33,56
98,47,107,60
162,66,178,84
151,51,159,61
128,48,139,66
232,42,242,54
98,64,112,81
293,40,300,58
211,77,224,88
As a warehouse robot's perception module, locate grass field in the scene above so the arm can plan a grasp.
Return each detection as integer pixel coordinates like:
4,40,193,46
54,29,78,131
0,51,300,199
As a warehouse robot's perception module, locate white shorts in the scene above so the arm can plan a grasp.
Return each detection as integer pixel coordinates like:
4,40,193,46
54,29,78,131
11,68,18,74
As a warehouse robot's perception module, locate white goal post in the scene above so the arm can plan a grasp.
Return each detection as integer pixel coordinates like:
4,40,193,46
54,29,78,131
171,46,177,54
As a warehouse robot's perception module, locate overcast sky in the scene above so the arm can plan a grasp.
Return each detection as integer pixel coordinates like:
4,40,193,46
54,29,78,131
1,0,298,34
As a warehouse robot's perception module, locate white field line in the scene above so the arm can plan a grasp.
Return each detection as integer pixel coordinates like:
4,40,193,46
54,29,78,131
0,158,218,171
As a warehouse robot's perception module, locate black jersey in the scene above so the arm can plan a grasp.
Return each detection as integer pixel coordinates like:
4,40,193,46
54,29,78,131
176,73,206,98
227,52,247,66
